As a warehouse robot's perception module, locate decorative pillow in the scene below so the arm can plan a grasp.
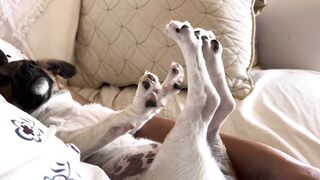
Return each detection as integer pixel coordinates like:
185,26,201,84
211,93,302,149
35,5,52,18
252,0,267,67
0,0,80,63
0,39,28,62
0,99,109,179
71,0,256,99
256,0,320,71
254,0,267,15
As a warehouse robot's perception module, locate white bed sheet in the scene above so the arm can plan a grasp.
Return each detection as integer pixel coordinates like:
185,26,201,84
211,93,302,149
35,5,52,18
222,69,320,167
75,68,320,168
0,98,110,180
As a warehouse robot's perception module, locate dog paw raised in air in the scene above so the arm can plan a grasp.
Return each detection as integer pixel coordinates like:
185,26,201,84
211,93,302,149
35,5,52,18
132,62,184,116
165,20,200,49
158,61,184,106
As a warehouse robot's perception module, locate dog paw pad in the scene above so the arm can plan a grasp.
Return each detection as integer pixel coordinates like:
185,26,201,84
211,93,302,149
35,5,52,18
145,99,157,108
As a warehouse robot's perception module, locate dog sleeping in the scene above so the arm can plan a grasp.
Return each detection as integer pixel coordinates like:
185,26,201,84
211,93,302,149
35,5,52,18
0,21,236,180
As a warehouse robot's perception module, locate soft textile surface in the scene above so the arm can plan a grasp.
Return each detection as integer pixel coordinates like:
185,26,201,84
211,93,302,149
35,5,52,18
0,97,109,180
223,69,320,167
256,0,320,71
71,0,255,99
0,39,27,61
75,69,320,167
254,0,267,15
0,0,80,62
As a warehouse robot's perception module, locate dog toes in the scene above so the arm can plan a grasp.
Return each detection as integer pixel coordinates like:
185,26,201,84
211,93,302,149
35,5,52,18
155,62,185,106
165,20,199,46
133,71,162,112
133,62,184,114
140,71,159,90
195,28,221,54
163,62,184,91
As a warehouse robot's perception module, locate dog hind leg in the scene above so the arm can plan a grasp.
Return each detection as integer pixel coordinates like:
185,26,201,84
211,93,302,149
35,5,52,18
195,29,236,137
85,134,161,180
143,20,225,180
195,28,237,179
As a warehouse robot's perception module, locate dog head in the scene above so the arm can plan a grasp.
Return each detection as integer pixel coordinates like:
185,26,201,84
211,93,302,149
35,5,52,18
0,57,76,112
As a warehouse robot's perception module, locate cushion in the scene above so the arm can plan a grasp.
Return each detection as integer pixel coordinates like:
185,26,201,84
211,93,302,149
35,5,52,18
0,0,80,63
0,39,27,61
71,0,256,99
0,98,109,180
254,0,267,15
256,0,320,71
252,0,267,66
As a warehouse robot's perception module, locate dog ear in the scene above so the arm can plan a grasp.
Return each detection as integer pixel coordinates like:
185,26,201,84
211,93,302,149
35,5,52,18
0,49,9,67
41,59,76,79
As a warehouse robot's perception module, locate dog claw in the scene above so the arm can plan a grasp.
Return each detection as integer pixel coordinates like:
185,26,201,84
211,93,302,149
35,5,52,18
142,81,150,90
173,83,182,90
145,99,157,108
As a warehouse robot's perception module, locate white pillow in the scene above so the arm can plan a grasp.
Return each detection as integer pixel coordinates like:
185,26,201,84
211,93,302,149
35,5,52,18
0,39,27,61
0,99,109,180
0,0,80,63
71,0,256,99
256,0,320,70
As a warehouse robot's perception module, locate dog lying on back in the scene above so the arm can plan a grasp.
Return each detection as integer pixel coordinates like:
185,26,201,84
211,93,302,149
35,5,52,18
0,21,236,180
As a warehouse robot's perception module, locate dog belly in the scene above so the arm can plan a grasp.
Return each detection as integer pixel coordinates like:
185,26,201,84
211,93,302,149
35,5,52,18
85,134,161,180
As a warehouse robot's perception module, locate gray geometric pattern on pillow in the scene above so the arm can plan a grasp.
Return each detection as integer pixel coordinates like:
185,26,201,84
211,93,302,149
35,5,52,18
71,0,255,99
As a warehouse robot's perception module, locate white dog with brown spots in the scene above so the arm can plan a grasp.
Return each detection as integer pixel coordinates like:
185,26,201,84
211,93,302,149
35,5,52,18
0,21,236,180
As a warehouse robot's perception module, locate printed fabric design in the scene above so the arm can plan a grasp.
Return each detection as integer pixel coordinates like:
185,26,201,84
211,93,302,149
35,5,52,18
44,161,81,180
66,143,81,157
11,117,44,142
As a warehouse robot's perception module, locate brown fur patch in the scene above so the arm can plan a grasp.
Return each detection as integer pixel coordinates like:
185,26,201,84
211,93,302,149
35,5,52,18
113,153,146,179
145,151,156,164
149,143,159,149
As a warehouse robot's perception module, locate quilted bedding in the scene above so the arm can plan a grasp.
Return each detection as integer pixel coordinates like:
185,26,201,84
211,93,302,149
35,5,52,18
75,68,320,168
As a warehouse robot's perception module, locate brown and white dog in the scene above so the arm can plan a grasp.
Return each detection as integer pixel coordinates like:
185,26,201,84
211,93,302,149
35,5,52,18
0,21,236,180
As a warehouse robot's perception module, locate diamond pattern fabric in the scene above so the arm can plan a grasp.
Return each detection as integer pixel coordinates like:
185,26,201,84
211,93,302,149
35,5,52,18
71,0,255,99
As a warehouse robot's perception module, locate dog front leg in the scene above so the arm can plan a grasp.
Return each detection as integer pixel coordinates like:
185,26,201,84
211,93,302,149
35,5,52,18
57,108,146,160
58,67,184,160
128,63,184,135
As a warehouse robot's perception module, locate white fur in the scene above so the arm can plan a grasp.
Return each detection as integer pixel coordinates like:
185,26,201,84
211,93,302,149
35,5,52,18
31,21,236,180
143,21,225,180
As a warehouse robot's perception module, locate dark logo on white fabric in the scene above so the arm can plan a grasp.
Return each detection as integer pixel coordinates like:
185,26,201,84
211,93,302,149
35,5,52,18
44,161,81,180
11,117,44,142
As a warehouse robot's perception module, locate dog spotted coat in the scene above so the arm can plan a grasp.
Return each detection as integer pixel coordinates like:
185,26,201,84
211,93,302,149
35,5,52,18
0,21,236,180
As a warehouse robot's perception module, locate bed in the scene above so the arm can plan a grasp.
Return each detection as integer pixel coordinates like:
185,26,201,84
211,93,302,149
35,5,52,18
0,0,319,179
